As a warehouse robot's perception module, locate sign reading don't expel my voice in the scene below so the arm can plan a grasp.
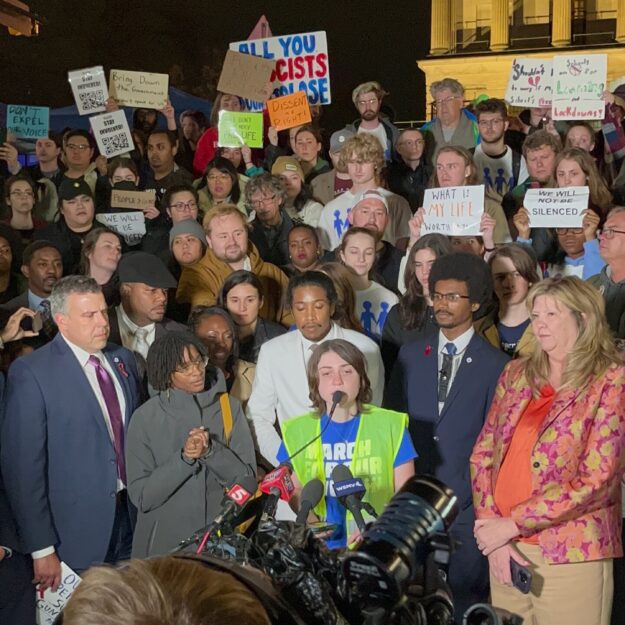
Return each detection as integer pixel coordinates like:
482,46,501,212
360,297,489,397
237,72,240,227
422,185,485,236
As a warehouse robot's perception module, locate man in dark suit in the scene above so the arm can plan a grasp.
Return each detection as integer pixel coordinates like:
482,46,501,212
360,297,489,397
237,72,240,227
1,276,142,593
385,252,509,623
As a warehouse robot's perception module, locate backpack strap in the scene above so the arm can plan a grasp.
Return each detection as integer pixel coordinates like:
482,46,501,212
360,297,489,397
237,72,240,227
220,392,233,447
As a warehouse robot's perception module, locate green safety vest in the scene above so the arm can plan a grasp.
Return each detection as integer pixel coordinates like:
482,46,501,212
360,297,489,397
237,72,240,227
282,405,409,529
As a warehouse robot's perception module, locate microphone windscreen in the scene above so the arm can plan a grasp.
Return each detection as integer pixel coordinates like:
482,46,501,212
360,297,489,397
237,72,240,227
331,390,346,404
331,463,353,484
300,478,324,509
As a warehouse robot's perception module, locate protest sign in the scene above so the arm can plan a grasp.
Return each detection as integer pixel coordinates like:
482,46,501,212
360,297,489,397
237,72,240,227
7,105,49,139
111,188,156,211
218,111,264,148
552,54,607,120
217,49,275,102
267,91,312,131
422,185,485,236
37,562,81,625
68,66,108,115
505,58,552,107
230,30,330,109
96,211,146,246
89,110,134,159
524,186,589,228
109,69,169,109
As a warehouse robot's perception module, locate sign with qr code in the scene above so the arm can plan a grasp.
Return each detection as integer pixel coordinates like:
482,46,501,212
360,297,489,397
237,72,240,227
68,66,108,116
89,110,134,158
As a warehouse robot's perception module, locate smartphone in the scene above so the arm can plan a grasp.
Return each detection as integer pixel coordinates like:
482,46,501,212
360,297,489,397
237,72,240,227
510,559,532,594
309,521,337,535
20,311,43,333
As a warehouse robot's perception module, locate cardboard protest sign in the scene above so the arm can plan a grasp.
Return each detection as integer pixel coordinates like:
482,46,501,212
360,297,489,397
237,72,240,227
422,185,485,236
267,91,312,131
505,58,553,107
68,66,108,115
109,69,169,109
37,562,81,625
218,111,263,148
230,31,330,110
524,186,589,228
552,54,607,120
96,211,146,246
7,105,49,139
89,110,134,159
217,50,275,103
111,188,156,211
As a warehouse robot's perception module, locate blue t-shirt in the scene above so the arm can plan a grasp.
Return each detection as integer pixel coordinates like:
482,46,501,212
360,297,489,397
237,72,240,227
497,318,530,356
277,413,417,549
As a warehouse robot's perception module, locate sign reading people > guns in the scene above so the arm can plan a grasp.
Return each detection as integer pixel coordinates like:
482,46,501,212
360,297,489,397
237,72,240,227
505,58,553,107
524,186,589,228
552,54,607,120
68,65,108,115
422,185,485,236
37,562,81,625
229,30,330,110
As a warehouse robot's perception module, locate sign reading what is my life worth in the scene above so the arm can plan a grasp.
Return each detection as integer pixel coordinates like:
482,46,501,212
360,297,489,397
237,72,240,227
505,58,553,107
7,105,49,139
67,65,108,115
524,186,589,228
552,54,607,120
109,69,169,109
422,185,485,236
217,110,264,148
229,30,330,109
267,91,312,131
37,562,81,625
111,188,156,211
89,110,134,159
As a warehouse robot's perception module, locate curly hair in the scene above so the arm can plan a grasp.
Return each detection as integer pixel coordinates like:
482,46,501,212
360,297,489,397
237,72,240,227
337,133,385,174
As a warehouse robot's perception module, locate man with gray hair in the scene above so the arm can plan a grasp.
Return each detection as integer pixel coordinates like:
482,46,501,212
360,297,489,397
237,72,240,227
346,80,399,162
420,78,479,159
1,275,142,589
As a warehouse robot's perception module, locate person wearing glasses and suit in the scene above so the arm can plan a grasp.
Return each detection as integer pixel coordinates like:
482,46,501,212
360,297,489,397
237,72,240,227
385,252,509,623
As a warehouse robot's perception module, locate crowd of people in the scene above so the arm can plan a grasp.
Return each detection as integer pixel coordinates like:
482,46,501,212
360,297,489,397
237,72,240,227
1,74,625,625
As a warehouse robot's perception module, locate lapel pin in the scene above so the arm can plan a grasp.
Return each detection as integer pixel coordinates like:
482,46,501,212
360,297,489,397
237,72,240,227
113,357,119,363
466,357,472,363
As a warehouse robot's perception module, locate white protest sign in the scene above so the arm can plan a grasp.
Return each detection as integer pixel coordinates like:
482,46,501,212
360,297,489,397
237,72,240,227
505,58,553,107
552,54,607,120
109,69,169,109
96,211,146,246
229,31,330,111
422,185,485,236
524,186,589,228
89,110,134,159
68,66,108,115
37,562,81,625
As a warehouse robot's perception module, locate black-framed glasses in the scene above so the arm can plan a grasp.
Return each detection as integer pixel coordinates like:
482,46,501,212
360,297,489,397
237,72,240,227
432,292,470,303
598,227,625,239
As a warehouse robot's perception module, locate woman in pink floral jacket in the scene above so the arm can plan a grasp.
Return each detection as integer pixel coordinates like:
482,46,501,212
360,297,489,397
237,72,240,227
470,276,625,625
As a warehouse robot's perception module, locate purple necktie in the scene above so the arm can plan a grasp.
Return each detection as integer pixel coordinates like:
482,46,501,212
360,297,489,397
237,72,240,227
88,355,126,484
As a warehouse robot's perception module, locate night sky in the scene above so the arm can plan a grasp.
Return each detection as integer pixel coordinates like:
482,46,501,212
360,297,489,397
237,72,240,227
0,0,431,133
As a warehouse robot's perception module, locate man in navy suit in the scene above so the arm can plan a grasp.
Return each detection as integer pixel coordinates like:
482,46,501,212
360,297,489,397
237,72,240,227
1,275,142,593
385,252,509,623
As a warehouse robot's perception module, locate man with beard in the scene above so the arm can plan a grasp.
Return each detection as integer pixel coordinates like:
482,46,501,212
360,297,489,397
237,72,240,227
346,81,399,162
385,253,509,623
472,99,527,203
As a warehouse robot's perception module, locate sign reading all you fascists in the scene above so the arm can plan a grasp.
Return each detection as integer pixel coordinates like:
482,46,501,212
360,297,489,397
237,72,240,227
230,31,330,109
422,185,485,236
524,186,589,228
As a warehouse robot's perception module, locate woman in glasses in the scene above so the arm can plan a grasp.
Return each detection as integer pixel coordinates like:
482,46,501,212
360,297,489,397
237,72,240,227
195,157,246,216
125,331,256,557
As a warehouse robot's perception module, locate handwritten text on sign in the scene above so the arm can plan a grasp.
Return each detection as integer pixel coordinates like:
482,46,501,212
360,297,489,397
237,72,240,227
96,211,146,247
230,31,330,110
505,58,552,107
109,69,169,109
552,54,607,120
218,111,264,148
89,110,134,159
111,188,156,211
267,91,312,131
7,105,49,139
68,66,108,116
524,186,589,228
423,185,485,236
37,562,81,625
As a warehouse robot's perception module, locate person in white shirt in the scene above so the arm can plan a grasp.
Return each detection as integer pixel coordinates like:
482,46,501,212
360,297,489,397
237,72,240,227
246,270,384,466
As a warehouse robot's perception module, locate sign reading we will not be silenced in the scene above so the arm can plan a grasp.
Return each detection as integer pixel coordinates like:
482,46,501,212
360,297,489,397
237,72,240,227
109,69,169,109
7,105,49,139
505,58,553,108
524,186,589,228
218,111,264,148
267,91,312,131
96,212,146,247
422,185,485,236
230,31,330,110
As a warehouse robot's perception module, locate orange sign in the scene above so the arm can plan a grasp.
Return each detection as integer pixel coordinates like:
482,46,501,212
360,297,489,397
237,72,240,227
267,91,312,131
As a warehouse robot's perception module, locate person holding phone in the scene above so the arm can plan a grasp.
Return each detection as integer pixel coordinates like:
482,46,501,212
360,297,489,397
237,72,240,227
471,276,625,625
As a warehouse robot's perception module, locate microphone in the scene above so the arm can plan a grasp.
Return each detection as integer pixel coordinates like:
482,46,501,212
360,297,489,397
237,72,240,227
259,464,295,522
331,464,368,534
329,390,346,418
295,478,324,524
